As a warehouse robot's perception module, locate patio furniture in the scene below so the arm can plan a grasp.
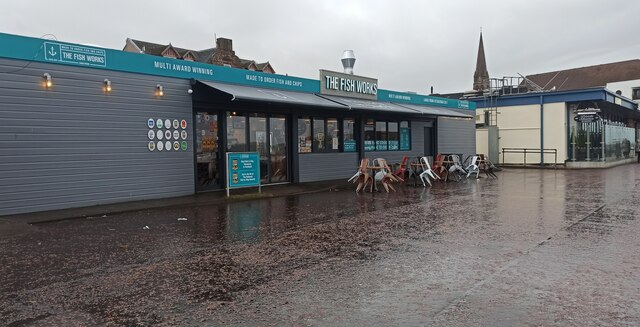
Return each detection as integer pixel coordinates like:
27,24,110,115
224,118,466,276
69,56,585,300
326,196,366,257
370,158,400,192
348,158,373,192
479,155,499,178
432,153,447,179
466,155,480,178
418,156,440,187
447,154,468,181
393,156,410,181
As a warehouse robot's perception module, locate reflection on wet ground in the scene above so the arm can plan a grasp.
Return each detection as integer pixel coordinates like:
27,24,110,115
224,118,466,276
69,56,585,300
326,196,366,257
2,165,640,326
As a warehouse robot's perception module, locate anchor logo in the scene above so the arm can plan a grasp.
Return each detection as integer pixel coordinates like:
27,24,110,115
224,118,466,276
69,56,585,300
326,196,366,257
48,46,57,57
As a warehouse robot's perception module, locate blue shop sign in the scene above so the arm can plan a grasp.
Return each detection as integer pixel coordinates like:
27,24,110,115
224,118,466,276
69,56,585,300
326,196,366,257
399,128,411,150
344,139,357,152
226,152,261,195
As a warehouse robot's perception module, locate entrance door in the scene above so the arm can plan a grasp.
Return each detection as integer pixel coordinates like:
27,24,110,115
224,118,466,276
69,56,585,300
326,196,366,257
226,112,289,184
424,126,434,156
196,112,220,190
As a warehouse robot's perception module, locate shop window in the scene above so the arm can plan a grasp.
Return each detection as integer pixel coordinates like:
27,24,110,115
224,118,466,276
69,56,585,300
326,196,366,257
313,118,326,151
364,120,376,151
343,119,356,152
400,121,411,150
632,87,640,100
375,121,388,151
327,118,340,151
298,118,312,153
226,113,247,152
388,122,399,150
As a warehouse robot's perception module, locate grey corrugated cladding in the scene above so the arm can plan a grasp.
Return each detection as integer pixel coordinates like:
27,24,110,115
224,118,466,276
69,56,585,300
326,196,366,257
298,153,358,183
437,117,476,158
0,58,194,216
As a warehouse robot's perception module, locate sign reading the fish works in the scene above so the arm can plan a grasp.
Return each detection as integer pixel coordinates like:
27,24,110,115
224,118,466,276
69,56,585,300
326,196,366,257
44,42,106,67
320,69,378,100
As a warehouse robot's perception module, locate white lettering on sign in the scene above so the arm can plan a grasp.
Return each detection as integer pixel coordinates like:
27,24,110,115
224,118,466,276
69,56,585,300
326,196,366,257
245,73,304,88
153,61,213,76
324,75,377,95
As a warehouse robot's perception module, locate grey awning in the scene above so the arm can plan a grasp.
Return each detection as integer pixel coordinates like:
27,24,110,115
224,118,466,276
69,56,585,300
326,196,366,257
196,80,348,109
318,95,421,114
394,103,473,118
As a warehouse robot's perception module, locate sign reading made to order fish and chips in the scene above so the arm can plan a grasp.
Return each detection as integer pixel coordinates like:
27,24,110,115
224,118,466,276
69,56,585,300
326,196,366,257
226,152,261,196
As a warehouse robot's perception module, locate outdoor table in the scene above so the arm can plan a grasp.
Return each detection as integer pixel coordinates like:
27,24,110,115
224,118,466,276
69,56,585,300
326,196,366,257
409,163,424,186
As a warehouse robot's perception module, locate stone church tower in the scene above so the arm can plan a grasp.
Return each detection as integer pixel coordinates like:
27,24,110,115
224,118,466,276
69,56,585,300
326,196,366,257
473,33,490,91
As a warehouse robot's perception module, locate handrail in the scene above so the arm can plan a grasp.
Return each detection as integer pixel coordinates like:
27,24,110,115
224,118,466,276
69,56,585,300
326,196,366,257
501,147,557,168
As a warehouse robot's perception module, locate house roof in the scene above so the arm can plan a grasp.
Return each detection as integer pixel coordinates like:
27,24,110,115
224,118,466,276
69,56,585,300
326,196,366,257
526,59,640,91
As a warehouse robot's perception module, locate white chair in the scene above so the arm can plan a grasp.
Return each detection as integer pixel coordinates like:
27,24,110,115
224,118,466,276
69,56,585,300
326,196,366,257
418,156,440,187
466,155,480,178
448,155,467,181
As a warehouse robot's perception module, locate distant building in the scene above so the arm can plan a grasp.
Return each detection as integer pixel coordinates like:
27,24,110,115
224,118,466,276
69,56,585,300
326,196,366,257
123,37,275,73
473,32,490,92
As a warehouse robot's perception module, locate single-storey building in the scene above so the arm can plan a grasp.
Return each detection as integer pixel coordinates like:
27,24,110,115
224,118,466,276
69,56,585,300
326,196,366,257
0,32,476,216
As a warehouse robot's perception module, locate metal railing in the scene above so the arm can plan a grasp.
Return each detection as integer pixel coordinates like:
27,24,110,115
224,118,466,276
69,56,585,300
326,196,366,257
501,148,557,168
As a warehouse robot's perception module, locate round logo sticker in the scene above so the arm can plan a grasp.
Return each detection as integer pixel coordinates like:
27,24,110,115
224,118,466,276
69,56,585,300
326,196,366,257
148,130,155,140
173,141,180,151
164,130,172,140
156,119,163,129
181,130,187,140
172,119,179,129
156,130,164,140
181,120,187,129
148,141,155,151
164,119,171,129
147,118,155,129
173,130,179,140
204,114,210,122
157,141,164,151
181,141,188,151
165,141,172,151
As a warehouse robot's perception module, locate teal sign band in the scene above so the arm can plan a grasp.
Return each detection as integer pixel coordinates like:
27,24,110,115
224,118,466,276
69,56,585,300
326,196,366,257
0,32,473,110
377,89,475,110
399,128,411,150
227,152,261,189
0,33,319,93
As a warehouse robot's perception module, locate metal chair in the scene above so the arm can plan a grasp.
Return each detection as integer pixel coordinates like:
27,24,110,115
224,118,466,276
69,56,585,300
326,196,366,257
466,155,480,178
418,156,440,187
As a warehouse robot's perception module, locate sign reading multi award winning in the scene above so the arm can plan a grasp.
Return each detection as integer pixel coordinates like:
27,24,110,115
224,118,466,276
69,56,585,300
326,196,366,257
226,152,261,196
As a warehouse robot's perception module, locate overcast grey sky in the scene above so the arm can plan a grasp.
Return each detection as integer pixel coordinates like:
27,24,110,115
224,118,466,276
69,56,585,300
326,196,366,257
2,0,639,94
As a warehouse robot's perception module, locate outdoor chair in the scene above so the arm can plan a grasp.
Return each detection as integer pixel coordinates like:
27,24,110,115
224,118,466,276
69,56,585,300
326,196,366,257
448,154,468,181
466,155,480,178
406,157,421,184
418,156,440,187
348,158,373,192
482,156,499,178
393,156,410,182
432,153,447,179
372,158,399,192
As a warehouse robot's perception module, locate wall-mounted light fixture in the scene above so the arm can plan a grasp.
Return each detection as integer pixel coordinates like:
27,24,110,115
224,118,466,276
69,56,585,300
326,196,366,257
43,73,52,88
155,84,164,97
103,79,112,93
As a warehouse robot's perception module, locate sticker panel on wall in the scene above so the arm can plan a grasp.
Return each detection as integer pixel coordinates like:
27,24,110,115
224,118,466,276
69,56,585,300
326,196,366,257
157,141,164,151
181,141,188,151
148,118,155,128
173,141,180,151
156,119,164,129
148,141,155,151
165,141,171,151
164,119,171,129
181,120,187,129
173,130,179,140
164,130,172,140
173,119,179,129
181,130,187,140
148,130,155,140
157,130,164,140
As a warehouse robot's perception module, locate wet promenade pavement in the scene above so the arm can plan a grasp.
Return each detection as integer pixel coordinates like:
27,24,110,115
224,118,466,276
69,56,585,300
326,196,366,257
1,166,640,326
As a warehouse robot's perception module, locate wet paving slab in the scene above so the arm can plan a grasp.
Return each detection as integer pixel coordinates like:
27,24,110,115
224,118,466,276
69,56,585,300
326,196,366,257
2,166,640,326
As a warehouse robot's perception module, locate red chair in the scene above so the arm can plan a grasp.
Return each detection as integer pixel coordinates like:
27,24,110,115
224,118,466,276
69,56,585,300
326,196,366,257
393,156,409,182
432,154,446,179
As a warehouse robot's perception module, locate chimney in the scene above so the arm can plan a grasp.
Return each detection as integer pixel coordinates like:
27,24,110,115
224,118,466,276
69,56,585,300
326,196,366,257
216,38,233,51
341,50,356,75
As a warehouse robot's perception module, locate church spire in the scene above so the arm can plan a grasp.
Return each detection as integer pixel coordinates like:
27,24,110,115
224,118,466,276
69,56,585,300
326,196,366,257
473,32,490,91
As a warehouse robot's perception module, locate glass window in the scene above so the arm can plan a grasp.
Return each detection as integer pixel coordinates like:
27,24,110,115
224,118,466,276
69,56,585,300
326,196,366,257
270,116,288,182
327,118,340,151
399,121,411,150
297,118,312,153
375,121,387,151
313,118,326,151
226,113,246,152
249,115,268,182
388,122,399,150
343,119,356,152
364,120,375,151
